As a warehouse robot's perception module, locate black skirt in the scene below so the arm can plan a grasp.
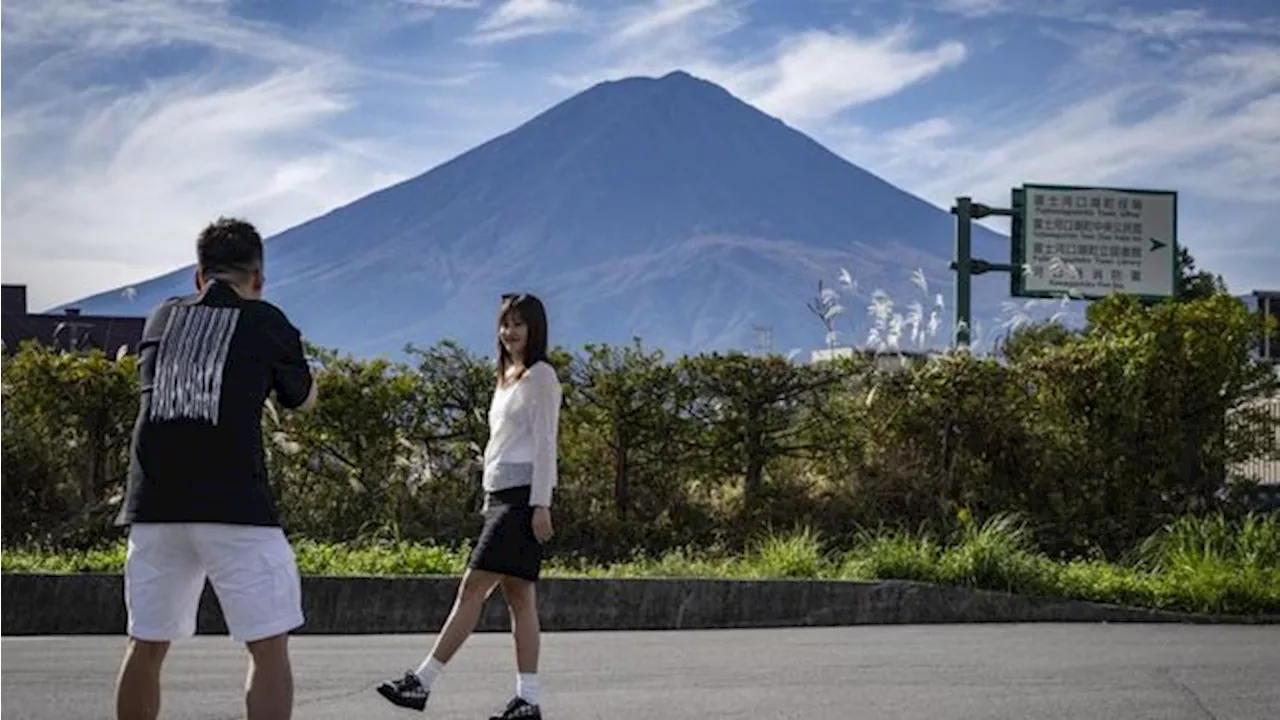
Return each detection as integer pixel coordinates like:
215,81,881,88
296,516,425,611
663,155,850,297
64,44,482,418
467,484,544,582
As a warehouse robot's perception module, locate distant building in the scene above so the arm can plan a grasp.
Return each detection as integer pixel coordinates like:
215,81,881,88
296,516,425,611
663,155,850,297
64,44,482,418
1244,290,1280,364
1233,287,1280,496
2,284,145,358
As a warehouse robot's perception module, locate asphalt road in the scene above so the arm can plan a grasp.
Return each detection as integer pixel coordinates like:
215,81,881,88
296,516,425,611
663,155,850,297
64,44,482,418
4,624,1278,719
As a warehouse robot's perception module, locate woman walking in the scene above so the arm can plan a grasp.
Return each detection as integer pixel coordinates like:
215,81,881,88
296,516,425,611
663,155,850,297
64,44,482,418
377,293,561,719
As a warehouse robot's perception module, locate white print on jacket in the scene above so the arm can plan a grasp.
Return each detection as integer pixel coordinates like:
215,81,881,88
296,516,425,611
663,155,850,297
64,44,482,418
149,305,242,425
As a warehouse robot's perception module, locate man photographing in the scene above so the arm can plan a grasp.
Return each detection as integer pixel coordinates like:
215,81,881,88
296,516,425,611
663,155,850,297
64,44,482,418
113,217,317,720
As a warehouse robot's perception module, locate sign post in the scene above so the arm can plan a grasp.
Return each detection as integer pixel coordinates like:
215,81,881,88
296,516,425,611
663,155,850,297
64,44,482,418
950,184,1179,350
949,196,1018,348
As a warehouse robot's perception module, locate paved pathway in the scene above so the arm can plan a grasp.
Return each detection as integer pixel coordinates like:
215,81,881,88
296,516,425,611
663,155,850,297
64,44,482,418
4,624,1279,719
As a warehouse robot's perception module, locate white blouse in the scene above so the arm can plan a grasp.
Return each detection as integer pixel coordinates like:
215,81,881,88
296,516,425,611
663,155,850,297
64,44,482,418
482,360,562,507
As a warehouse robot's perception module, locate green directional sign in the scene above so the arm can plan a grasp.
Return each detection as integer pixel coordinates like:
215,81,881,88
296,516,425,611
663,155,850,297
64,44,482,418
1012,184,1178,300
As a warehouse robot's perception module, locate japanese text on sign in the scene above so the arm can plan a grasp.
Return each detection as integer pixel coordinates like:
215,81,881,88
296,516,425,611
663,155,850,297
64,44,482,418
1019,185,1176,298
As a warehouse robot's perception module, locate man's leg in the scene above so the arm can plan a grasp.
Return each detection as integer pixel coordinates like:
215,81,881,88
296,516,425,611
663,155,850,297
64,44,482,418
192,524,305,720
245,633,293,720
115,639,169,720
117,524,206,720
376,569,503,711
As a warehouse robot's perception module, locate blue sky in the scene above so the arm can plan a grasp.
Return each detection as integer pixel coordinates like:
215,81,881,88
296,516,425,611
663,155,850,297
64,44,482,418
3,0,1278,311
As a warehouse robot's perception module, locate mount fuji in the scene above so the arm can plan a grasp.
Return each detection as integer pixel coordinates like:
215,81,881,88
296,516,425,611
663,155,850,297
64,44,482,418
54,70,1014,359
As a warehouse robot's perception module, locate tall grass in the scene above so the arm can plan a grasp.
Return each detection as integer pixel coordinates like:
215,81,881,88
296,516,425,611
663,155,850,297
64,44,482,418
1130,513,1279,573
806,265,1084,359
4,512,1276,616
841,512,1061,597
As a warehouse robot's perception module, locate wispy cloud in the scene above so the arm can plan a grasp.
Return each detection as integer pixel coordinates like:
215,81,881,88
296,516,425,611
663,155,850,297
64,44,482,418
467,0,584,45
714,26,967,124
358,0,485,25
2,66,402,293
1095,8,1276,39
932,0,1013,18
607,0,729,46
0,0,496,309
554,2,966,126
932,0,1280,40
846,47,1280,206
0,0,322,66
395,0,485,7
578,0,745,75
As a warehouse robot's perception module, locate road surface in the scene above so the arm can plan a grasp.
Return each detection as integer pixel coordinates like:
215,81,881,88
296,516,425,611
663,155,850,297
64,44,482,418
4,624,1278,719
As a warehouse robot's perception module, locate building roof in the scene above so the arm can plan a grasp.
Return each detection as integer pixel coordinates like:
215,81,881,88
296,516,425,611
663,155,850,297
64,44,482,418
2,311,145,358
3,283,147,357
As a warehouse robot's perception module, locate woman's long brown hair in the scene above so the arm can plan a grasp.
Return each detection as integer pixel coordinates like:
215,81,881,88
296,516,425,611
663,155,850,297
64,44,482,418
496,293,549,387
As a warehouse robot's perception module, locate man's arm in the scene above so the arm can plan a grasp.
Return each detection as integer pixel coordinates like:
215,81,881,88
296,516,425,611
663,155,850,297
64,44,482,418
136,300,176,365
265,307,317,412
294,377,318,412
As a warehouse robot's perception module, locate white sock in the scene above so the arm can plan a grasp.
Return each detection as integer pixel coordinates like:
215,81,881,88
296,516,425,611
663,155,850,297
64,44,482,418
415,656,445,689
517,673,539,705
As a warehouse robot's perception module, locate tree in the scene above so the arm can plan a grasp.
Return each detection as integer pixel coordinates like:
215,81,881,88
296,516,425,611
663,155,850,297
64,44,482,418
267,347,427,540
1176,247,1227,301
67,351,138,508
995,321,1078,364
405,341,495,459
567,339,684,520
0,342,139,546
1024,292,1280,554
861,352,1039,538
403,340,499,517
678,352,849,501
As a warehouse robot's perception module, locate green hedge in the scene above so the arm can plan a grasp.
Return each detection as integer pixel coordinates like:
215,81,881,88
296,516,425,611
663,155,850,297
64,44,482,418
5,513,1276,616
2,293,1278,563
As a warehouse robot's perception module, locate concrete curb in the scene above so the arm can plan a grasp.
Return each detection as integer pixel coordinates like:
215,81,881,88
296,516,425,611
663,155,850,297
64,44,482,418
2,573,1274,636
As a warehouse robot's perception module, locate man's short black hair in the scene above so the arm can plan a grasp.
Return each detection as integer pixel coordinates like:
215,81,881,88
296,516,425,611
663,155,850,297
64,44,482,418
197,217,263,277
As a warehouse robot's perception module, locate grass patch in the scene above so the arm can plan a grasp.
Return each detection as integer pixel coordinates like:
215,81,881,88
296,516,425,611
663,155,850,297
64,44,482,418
4,513,1277,617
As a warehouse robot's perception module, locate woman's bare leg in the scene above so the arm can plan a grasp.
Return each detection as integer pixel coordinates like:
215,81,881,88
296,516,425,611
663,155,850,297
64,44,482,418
501,576,541,705
428,569,503,666
376,569,502,711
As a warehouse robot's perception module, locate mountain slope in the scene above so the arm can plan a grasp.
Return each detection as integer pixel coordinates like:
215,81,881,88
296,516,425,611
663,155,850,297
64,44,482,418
56,70,1013,358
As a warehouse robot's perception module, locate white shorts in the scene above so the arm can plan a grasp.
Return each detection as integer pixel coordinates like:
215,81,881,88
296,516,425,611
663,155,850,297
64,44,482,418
124,523,304,644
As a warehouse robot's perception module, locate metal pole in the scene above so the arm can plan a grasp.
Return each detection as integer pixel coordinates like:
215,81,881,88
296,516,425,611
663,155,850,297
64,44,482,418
952,196,973,349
